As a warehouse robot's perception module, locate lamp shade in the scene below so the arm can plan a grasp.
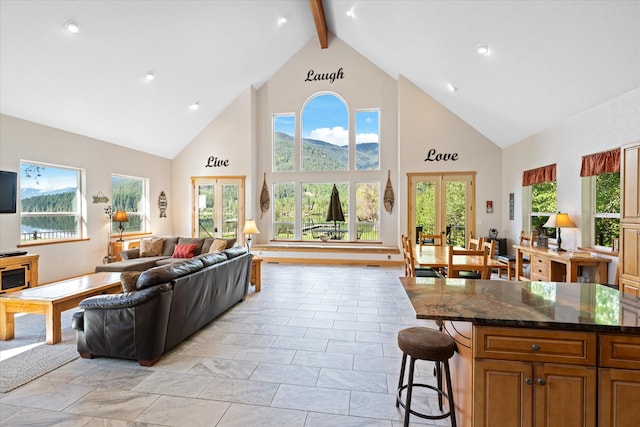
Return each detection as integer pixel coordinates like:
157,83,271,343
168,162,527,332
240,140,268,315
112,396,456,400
242,219,260,235
113,210,128,222
543,212,576,229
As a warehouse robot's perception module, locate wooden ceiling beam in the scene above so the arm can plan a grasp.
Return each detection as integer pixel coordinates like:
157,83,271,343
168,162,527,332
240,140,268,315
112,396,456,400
309,0,328,49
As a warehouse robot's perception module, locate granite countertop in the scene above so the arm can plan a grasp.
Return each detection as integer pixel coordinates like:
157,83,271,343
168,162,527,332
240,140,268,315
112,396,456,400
399,277,640,333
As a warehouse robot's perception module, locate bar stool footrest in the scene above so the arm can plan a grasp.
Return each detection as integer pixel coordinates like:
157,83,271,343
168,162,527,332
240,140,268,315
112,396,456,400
397,383,453,421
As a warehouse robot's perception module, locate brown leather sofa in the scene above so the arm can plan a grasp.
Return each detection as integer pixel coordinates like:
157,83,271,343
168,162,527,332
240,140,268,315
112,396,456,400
73,246,251,366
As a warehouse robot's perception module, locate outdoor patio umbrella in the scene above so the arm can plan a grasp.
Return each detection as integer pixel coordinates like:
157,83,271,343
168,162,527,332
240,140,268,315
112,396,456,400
326,184,345,235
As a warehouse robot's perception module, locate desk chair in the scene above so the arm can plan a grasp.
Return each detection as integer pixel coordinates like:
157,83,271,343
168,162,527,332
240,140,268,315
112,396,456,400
402,235,442,278
447,245,489,280
497,230,536,280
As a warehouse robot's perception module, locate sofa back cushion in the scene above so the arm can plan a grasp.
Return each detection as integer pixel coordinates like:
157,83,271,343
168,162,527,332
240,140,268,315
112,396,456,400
136,258,203,290
161,237,180,256
196,252,228,267
223,246,248,260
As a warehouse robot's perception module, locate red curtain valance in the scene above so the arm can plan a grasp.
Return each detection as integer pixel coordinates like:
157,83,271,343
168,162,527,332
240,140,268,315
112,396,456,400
580,148,620,177
522,163,556,186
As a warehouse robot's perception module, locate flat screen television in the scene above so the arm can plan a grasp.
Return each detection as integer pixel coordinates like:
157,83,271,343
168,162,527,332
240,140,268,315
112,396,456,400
0,170,18,214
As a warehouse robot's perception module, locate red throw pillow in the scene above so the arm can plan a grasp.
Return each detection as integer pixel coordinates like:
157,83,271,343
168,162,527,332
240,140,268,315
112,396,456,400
172,243,198,258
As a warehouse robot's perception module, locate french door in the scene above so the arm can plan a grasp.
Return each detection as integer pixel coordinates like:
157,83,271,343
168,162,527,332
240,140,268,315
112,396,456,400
408,172,476,247
192,176,245,240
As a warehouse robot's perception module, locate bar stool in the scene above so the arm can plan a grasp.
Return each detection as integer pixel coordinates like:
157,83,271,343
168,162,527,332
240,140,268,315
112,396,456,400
396,326,457,427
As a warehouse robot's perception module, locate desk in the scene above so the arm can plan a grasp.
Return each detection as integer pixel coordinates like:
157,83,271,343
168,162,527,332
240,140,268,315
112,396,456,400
415,245,503,278
514,245,610,283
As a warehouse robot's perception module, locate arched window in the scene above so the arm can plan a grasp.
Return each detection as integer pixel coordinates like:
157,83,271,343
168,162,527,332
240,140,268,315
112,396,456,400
271,92,380,242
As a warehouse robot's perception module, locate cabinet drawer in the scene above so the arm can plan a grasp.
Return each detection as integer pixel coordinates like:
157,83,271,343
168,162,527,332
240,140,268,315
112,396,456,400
475,327,597,365
531,255,548,267
620,278,640,304
530,271,549,281
600,334,640,369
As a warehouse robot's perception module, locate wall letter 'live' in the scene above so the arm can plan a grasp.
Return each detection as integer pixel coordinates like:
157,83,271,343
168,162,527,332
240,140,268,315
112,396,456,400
205,156,230,167
424,149,459,162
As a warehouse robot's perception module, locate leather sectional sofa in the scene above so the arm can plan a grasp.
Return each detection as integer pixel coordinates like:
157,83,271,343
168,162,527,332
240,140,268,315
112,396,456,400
73,246,252,366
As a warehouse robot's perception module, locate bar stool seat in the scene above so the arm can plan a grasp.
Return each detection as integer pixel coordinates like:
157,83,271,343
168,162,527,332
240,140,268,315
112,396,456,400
396,326,457,427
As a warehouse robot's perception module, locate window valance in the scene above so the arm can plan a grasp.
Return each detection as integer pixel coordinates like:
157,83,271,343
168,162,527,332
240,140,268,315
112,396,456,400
522,163,556,186
580,148,620,177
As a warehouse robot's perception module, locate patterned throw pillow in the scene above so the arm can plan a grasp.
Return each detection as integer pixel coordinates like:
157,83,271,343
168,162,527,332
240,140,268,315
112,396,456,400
208,239,228,253
140,237,164,257
120,271,141,292
172,243,198,258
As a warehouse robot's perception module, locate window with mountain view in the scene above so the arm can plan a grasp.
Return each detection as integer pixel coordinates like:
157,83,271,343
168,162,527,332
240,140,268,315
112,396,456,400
271,91,381,242
355,110,380,170
20,161,83,242
301,94,348,172
111,174,147,234
273,114,294,172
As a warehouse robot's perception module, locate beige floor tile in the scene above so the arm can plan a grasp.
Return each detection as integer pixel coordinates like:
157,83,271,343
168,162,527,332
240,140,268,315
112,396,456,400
135,395,230,426
271,384,350,415
216,403,307,427
1,380,93,411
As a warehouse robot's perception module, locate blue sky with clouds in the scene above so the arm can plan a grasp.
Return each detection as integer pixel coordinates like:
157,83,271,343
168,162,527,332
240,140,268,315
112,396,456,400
20,162,78,190
275,94,378,146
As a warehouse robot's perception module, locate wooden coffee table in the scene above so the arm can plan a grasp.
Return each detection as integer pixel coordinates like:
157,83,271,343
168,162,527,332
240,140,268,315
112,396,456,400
0,272,122,344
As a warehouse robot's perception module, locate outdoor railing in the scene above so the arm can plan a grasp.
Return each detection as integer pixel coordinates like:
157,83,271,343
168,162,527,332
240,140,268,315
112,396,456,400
273,221,379,241
21,230,77,241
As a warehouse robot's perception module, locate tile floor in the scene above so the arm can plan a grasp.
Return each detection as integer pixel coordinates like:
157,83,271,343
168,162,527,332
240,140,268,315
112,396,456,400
0,264,452,426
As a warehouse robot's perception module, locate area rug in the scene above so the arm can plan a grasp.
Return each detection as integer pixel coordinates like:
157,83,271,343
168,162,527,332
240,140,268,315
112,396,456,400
0,310,79,393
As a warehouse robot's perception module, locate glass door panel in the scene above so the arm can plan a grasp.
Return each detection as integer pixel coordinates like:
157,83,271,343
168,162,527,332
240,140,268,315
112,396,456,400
193,177,245,240
409,172,475,247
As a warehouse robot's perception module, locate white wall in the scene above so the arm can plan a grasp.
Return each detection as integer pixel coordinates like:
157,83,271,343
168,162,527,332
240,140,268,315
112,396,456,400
0,114,172,283
171,87,255,238
398,76,504,240
502,88,640,283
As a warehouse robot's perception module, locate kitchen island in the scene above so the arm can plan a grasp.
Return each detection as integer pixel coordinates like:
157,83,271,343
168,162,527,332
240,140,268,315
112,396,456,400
399,277,640,427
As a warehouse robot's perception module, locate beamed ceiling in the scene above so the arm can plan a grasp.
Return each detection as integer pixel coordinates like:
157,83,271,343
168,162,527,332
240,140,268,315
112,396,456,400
1,0,638,159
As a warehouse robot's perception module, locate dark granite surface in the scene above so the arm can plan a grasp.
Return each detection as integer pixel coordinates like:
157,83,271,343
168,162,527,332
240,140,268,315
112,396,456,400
399,277,640,333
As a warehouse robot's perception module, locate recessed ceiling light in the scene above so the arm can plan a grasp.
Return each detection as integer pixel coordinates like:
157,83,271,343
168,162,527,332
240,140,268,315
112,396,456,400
189,102,199,111
477,43,489,55
278,16,287,26
65,21,79,34
447,83,458,93
145,72,155,81
346,7,355,18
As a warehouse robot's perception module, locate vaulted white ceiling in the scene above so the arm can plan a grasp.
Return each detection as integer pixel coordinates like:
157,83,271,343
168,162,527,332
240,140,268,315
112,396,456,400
1,1,639,159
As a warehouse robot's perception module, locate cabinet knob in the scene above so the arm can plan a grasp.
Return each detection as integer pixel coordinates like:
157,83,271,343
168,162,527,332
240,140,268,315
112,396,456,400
525,377,533,385
531,344,540,351
537,378,546,386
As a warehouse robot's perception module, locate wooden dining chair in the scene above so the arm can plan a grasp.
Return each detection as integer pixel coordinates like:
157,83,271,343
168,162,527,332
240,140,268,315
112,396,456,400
419,232,443,250
468,236,484,250
402,235,442,278
497,230,536,280
447,245,488,280
482,239,507,279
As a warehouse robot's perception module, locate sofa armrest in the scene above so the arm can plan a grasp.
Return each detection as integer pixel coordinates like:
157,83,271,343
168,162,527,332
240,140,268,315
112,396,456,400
121,248,140,260
79,284,170,310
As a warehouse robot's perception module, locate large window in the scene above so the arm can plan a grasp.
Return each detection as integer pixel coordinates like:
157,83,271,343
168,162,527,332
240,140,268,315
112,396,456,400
111,174,148,234
20,161,83,242
530,181,557,237
580,149,621,250
271,92,381,242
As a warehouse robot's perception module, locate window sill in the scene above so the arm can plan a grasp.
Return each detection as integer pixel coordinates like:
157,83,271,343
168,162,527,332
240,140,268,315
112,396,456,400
576,246,618,257
18,237,90,248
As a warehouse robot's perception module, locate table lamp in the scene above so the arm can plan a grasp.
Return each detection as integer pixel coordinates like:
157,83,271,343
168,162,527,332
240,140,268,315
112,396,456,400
113,210,129,242
242,219,260,252
543,212,576,252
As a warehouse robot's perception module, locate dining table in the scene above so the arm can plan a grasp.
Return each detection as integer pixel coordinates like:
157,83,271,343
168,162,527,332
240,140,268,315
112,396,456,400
414,244,504,278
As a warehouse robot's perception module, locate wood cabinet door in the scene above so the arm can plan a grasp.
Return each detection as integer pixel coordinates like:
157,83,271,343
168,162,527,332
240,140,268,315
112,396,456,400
622,143,640,222
599,368,640,427
474,359,533,427
620,224,640,279
533,363,596,427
